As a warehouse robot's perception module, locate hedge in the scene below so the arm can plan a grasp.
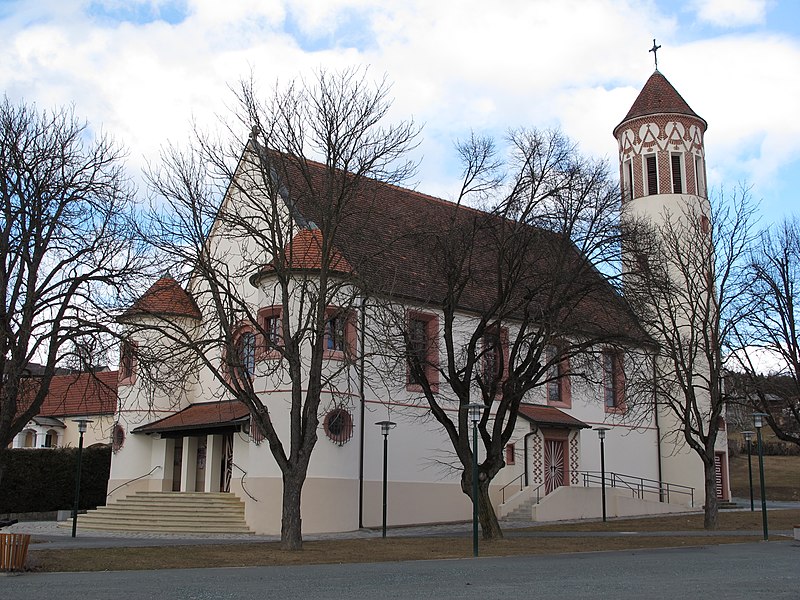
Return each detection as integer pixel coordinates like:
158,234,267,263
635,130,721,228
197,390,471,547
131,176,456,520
730,440,800,457
0,445,111,513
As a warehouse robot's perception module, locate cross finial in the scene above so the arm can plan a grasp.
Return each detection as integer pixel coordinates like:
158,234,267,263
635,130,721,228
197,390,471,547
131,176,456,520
649,38,662,70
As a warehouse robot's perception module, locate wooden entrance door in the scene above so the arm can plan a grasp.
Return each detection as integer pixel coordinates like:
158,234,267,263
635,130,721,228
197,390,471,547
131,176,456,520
544,439,566,494
171,439,183,492
220,433,233,493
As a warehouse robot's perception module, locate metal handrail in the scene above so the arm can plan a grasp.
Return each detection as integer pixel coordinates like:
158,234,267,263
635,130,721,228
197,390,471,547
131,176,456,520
578,470,694,505
232,462,258,502
500,473,525,503
106,465,162,497
530,482,545,505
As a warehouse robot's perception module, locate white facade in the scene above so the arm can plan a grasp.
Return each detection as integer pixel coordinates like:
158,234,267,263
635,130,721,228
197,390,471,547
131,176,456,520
106,71,727,535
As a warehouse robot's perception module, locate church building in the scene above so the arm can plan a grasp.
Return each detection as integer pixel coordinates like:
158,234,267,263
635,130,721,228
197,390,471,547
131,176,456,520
73,66,730,535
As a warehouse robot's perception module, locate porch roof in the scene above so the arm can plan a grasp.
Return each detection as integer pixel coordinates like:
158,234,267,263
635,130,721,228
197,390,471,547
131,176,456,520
133,400,250,435
31,416,66,429
516,404,590,429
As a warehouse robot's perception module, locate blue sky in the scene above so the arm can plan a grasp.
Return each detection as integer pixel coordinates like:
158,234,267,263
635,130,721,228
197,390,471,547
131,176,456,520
0,0,797,227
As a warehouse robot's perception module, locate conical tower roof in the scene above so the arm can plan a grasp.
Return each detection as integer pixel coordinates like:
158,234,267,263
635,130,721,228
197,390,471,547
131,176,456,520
122,276,201,320
614,71,707,136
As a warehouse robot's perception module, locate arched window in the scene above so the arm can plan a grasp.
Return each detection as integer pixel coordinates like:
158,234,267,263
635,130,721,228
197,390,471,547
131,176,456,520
23,429,37,447
44,429,59,448
236,331,257,379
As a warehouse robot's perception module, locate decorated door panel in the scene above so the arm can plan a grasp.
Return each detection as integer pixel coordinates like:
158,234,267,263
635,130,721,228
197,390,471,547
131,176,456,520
544,439,566,494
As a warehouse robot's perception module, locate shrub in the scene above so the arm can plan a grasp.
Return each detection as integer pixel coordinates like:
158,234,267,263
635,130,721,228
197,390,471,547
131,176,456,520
735,440,800,457
0,445,111,513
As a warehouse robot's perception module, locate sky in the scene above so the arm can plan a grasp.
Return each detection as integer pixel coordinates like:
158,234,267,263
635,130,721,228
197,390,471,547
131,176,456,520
0,0,798,226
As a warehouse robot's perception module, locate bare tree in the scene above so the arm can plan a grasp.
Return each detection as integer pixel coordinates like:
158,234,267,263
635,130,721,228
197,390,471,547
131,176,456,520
733,217,800,446
377,129,647,539
624,189,756,529
0,97,143,469
134,68,419,550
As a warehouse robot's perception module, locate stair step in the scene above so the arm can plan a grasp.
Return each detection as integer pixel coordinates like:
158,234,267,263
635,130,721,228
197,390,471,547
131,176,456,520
66,491,253,534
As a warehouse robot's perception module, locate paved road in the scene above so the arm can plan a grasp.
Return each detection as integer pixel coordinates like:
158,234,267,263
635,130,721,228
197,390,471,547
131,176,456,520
4,541,798,599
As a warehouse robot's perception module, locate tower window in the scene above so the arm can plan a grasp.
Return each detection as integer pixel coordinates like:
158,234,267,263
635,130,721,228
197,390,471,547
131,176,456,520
645,155,658,195
236,331,256,379
671,154,684,193
695,156,706,197
622,159,634,201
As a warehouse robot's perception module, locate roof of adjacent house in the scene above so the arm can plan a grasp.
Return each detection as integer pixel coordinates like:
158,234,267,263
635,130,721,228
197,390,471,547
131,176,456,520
132,400,250,434
36,370,119,418
614,70,707,135
122,275,202,320
517,403,590,429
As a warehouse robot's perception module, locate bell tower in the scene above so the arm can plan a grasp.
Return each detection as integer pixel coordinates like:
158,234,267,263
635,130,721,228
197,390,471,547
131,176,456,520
613,68,708,218
613,57,731,505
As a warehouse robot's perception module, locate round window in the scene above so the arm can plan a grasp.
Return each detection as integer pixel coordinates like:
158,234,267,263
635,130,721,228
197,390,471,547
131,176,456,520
323,408,353,446
112,423,126,452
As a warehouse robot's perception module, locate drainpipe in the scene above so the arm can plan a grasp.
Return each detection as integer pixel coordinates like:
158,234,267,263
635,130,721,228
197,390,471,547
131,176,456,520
522,426,539,487
358,295,368,529
652,353,664,501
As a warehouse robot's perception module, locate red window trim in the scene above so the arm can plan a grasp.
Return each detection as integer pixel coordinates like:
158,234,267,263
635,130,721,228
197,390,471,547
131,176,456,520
603,350,626,414
225,322,258,384
545,344,572,408
118,340,138,386
482,325,509,392
406,310,439,392
323,307,357,361
505,443,516,465
257,306,283,360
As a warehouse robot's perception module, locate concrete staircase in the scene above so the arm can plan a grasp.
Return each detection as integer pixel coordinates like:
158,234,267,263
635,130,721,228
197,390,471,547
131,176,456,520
503,495,539,522
60,492,253,534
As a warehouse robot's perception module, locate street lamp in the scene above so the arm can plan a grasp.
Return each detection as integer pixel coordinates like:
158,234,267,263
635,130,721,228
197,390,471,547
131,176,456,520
467,402,482,558
741,430,755,512
753,413,768,540
375,421,396,538
595,427,610,522
71,418,93,538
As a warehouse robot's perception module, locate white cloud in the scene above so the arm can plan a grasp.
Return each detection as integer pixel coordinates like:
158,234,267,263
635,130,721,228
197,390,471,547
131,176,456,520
690,0,768,28
0,0,796,222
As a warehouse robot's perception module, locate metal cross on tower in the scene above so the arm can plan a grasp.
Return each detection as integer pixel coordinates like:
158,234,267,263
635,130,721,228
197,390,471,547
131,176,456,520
649,38,662,70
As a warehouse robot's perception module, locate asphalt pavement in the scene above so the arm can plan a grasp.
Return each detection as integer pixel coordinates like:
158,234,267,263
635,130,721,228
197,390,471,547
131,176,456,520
3,541,799,599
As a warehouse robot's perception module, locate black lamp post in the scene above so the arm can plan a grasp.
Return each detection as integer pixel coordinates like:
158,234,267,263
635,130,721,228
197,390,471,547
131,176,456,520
595,427,610,522
375,420,396,538
71,418,93,538
467,402,482,558
753,413,768,540
741,430,755,512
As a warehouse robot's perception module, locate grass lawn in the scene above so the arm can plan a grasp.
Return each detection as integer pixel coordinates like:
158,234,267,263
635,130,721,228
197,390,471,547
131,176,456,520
27,509,799,573
728,454,799,501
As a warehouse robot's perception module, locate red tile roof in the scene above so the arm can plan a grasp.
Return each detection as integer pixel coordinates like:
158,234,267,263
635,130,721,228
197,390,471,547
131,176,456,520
614,71,706,135
517,403,589,429
123,276,201,320
253,228,353,280
36,370,119,417
133,400,250,434
260,150,650,344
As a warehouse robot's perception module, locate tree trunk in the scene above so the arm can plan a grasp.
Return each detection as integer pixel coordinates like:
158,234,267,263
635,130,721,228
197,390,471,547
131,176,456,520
478,478,503,540
280,472,304,550
702,457,719,530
